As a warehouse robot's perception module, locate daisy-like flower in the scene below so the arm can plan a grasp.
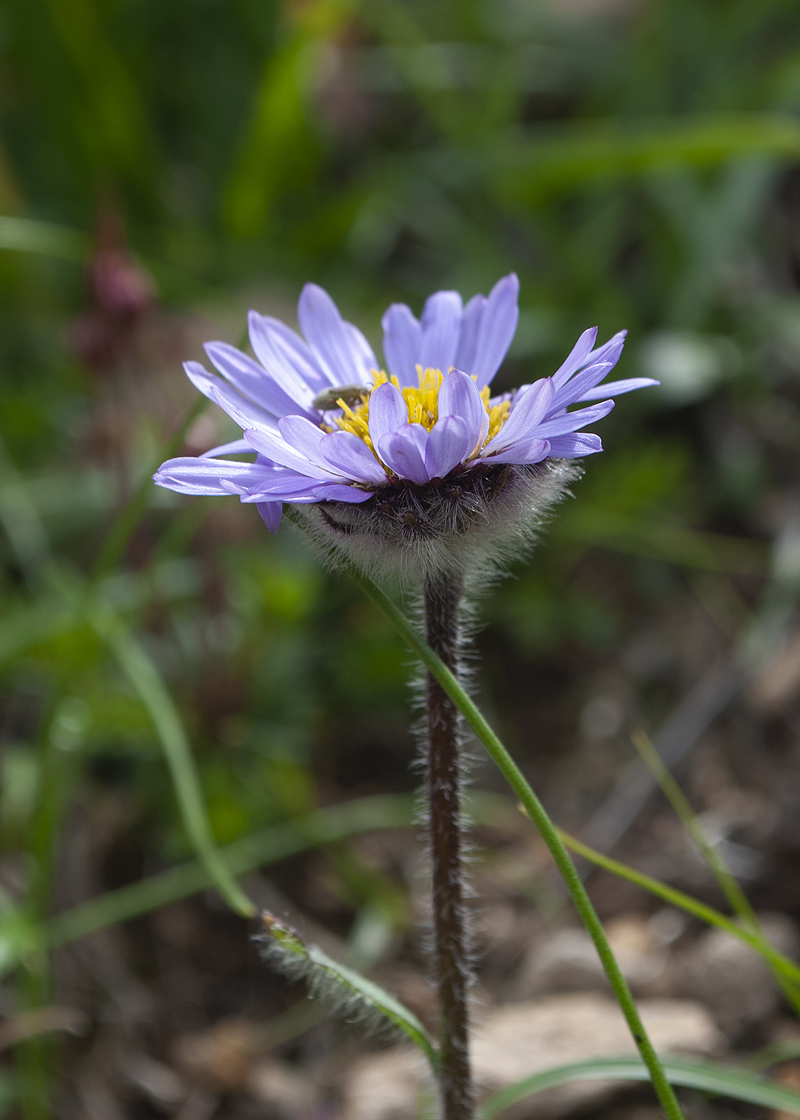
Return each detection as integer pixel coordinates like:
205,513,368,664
155,275,656,578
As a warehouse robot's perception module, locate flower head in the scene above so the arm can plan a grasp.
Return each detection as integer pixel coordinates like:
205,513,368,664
155,275,656,578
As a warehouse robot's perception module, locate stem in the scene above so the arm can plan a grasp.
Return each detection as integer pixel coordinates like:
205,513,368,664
424,573,474,1120
346,565,685,1120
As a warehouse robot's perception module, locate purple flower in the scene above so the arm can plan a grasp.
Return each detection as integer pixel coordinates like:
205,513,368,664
154,275,656,543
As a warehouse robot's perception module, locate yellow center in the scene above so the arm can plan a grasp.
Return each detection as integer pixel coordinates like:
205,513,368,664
326,366,511,460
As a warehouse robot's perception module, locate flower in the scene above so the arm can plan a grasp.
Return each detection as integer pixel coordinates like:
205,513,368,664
154,275,656,577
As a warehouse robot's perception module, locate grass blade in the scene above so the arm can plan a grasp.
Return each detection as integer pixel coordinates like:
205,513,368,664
478,1056,800,1119
91,609,255,917
631,729,800,1014
558,830,800,985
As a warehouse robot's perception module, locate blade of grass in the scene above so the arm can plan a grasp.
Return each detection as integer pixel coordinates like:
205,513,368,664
45,794,417,950
337,555,685,1120
557,830,800,986
90,608,255,918
632,728,800,1016
477,1056,800,1120
0,216,89,262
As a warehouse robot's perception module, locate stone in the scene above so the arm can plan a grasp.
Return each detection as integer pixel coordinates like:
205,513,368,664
174,1017,263,1093
517,916,667,998
248,1058,317,1118
339,993,722,1120
676,913,800,1034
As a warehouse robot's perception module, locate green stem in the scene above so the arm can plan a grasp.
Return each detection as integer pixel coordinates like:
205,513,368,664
345,565,685,1120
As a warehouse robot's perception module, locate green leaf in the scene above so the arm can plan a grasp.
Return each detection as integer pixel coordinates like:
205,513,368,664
477,1056,800,1119
259,913,440,1073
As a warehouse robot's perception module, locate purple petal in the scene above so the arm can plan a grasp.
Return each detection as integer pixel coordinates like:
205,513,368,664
321,431,388,484
551,328,599,389
257,502,282,532
472,273,519,389
153,456,269,496
368,381,408,446
184,361,280,433
482,377,555,454
454,293,486,375
343,321,379,381
243,425,336,479
438,369,488,452
535,399,614,439
248,311,330,394
425,415,470,478
480,438,550,465
310,482,375,503
579,377,659,402
548,433,604,457
551,361,613,410
382,303,421,388
377,424,430,484
297,283,372,386
278,415,332,471
241,470,329,499
205,341,314,418
587,329,627,366
419,291,462,373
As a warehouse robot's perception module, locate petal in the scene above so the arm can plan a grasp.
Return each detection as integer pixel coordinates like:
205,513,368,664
344,321,379,382
248,311,330,394
278,414,332,472
205,341,314,418
297,283,372,386
419,290,462,373
551,327,599,389
257,502,282,532
243,425,336,479
242,470,330,498
534,399,615,439
454,293,486,375
548,433,604,457
438,368,488,452
321,431,388,484
480,437,550,465
382,302,421,388
368,381,408,446
184,361,279,433
579,377,659,402
472,273,519,389
377,424,430,484
587,329,627,366
425,415,470,478
482,377,555,454
551,361,613,410
153,456,269,496
310,482,375,503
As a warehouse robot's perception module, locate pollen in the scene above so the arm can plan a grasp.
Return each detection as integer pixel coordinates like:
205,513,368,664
325,367,511,456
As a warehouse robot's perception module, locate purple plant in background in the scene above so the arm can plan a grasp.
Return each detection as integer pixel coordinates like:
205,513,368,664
154,277,658,1120
154,275,654,578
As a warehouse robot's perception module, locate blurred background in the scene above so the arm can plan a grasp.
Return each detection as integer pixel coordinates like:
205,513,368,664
5,0,800,1116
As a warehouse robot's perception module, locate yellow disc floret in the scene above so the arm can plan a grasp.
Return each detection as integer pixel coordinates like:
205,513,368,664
325,366,512,462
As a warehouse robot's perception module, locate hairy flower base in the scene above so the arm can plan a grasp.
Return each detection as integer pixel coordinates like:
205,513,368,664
292,457,581,583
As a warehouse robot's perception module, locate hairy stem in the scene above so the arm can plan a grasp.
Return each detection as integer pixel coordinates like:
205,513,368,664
424,573,473,1120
